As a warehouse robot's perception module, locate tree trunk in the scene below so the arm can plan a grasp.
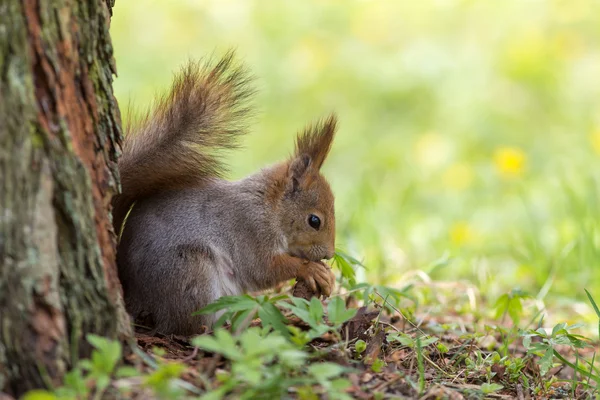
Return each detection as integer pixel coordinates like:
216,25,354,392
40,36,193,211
0,0,130,396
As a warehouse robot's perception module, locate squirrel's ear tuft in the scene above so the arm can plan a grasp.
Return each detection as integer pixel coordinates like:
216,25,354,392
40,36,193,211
294,114,337,171
287,154,311,193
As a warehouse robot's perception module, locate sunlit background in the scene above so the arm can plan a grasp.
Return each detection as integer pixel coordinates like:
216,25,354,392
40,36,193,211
111,0,600,328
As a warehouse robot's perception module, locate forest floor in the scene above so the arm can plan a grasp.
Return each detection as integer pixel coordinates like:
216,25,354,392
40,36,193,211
19,278,600,400
122,291,599,400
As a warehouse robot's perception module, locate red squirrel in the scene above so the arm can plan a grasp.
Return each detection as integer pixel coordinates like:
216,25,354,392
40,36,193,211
113,52,338,335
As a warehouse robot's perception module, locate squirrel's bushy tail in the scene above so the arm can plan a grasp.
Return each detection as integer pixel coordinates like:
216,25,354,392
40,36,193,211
113,52,254,235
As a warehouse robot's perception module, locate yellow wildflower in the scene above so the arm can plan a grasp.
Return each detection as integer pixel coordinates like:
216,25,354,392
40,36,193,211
494,147,526,178
450,222,472,246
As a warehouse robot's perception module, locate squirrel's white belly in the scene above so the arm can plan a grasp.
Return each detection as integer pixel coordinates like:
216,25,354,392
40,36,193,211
214,248,243,297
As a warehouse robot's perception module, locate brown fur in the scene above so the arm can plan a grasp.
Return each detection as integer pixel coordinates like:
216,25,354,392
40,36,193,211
295,115,336,170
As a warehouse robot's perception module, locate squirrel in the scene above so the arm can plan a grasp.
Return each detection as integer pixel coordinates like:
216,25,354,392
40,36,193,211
113,52,338,335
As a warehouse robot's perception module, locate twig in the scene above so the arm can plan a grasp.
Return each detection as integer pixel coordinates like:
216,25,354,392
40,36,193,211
182,346,199,362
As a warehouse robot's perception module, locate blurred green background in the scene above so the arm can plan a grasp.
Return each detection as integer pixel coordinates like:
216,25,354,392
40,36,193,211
111,0,600,326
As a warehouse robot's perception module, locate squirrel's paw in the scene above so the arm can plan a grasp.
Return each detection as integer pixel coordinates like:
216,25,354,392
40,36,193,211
298,260,335,297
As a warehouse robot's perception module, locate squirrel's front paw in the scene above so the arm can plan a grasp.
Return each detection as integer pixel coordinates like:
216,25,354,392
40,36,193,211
298,260,335,297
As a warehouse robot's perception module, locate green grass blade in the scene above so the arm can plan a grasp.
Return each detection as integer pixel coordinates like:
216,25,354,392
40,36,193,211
584,289,600,338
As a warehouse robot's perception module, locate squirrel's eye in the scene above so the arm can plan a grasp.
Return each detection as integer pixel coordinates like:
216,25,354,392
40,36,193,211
308,214,321,230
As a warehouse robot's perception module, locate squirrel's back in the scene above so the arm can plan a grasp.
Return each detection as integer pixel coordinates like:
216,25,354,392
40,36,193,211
112,52,254,235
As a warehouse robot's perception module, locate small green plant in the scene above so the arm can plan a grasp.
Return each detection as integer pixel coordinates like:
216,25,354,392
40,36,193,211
480,382,504,395
332,248,364,286
280,297,331,343
22,335,191,400
279,296,357,344
23,335,138,400
386,332,438,349
370,358,385,373
307,363,353,400
493,289,536,358
354,339,367,354
192,327,351,399
143,359,187,399
194,293,289,337
522,322,600,384
494,289,530,327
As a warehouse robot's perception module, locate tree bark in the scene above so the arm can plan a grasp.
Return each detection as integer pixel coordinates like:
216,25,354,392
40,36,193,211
0,0,130,396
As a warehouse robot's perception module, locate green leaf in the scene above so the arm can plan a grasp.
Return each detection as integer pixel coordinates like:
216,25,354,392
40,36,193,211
231,307,258,333
354,339,366,354
290,296,311,308
280,297,316,328
418,335,438,347
215,329,238,350
309,297,324,324
327,296,357,325
258,302,289,338
436,343,449,353
551,322,567,337
116,366,141,378
371,358,385,373
86,334,122,375
535,327,547,336
287,325,311,347
192,331,240,360
193,295,258,315
265,293,290,304
335,248,365,269
144,362,186,398
78,359,93,371
95,374,110,393
233,362,262,385
330,377,352,391
213,310,231,329
21,391,58,400
63,367,88,397
494,294,510,320
334,248,364,271
539,349,554,376
308,362,346,380
387,332,414,347
522,334,532,349
481,383,503,394
584,289,600,338
192,335,221,353
279,349,308,367
507,296,523,326
332,251,357,285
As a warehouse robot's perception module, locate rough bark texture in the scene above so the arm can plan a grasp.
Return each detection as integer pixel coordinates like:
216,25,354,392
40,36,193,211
0,0,130,396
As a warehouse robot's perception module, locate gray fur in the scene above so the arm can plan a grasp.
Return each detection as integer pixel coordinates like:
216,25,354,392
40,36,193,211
118,169,287,334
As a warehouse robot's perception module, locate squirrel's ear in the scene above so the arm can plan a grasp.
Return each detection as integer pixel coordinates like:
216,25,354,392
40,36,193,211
294,114,337,171
287,154,311,193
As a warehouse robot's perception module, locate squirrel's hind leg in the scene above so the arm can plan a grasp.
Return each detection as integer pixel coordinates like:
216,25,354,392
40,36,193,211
138,242,222,336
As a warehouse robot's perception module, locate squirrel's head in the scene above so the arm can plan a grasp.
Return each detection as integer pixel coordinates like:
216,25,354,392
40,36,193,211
276,115,337,262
